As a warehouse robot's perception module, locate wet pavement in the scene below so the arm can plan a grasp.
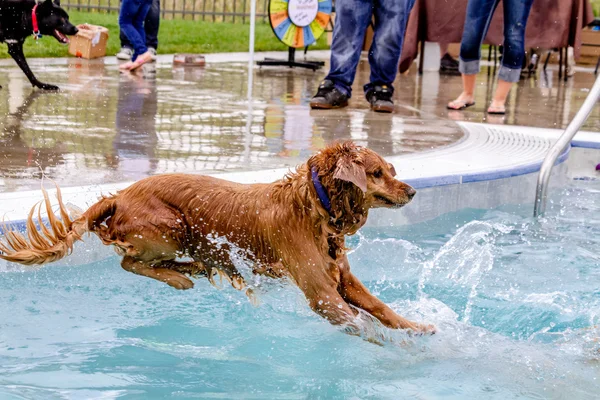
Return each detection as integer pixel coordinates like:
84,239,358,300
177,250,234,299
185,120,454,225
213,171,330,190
0,52,598,192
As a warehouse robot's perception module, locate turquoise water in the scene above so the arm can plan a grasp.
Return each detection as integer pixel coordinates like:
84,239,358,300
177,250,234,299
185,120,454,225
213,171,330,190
1,179,599,399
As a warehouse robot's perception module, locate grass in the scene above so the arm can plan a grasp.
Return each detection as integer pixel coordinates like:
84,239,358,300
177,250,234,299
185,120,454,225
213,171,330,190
0,10,329,59
594,0,600,18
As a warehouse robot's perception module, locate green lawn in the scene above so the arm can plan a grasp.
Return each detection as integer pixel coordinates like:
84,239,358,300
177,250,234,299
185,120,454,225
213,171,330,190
0,10,329,58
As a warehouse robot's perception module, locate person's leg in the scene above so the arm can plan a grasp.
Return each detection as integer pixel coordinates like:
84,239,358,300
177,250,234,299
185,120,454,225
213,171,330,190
324,0,374,97
310,0,373,109
117,29,134,60
366,0,415,92
488,0,534,113
119,27,133,49
439,43,449,57
144,0,160,50
118,0,146,66
362,0,415,112
448,0,500,109
131,1,151,61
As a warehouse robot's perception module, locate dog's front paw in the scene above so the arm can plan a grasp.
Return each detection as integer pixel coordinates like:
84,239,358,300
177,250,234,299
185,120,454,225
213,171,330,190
414,323,436,335
36,83,60,91
165,275,194,290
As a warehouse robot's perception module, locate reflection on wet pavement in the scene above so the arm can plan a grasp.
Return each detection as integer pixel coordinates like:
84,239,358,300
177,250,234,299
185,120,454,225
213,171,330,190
0,56,598,191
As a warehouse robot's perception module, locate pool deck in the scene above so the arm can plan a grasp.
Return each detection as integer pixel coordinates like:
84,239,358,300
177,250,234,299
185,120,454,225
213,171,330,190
1,51,600,223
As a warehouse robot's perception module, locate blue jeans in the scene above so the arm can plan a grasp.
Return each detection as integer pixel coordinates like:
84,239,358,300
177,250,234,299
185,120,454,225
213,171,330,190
459,0,535,82
120,0,160,50
118,0,153,61
325,0,416,98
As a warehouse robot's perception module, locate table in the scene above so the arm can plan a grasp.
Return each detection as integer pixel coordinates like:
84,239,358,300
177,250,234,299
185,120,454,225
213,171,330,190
398,0,595,73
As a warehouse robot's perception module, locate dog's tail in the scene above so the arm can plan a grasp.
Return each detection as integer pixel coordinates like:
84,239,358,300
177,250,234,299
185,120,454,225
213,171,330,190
0,185,116,266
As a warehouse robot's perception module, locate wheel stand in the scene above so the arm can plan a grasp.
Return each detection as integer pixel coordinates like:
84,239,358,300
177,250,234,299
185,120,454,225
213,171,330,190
257,47,324,71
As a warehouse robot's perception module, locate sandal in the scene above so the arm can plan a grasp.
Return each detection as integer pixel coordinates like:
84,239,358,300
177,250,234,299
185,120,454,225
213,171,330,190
487,106,506,115
447,99,475,110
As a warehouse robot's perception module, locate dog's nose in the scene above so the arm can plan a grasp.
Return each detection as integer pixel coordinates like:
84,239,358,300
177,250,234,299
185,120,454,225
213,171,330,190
406,187,416,199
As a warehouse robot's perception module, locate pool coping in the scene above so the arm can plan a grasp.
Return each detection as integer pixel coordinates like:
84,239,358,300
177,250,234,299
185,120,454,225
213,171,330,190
1,122,599,228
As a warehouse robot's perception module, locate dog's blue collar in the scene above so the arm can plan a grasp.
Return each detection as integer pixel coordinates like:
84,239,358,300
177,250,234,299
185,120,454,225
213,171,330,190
311,167,332,215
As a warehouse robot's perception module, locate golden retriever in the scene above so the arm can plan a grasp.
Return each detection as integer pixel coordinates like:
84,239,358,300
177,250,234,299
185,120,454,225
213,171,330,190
0,141,434,335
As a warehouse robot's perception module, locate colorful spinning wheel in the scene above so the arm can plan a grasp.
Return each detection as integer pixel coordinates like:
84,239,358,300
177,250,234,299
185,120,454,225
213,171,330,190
269,0,333,49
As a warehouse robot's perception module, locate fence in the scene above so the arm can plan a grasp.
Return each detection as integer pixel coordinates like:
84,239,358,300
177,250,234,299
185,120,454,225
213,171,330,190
61,0,271,23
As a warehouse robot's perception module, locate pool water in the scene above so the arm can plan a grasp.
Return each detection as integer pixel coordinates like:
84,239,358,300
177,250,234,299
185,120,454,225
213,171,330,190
1,179,599,399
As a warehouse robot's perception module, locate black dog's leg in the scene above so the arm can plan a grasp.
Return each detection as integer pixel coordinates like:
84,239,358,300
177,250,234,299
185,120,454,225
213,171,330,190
8,42,59,91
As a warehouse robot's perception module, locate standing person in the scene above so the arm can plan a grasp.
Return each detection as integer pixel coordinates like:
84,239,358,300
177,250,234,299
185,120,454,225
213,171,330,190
117,0,160,62
310,0,416,113
118,0,154,71
447,0,535,115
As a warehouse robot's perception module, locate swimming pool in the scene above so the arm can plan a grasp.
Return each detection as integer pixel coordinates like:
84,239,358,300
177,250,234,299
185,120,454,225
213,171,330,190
0,163,599,399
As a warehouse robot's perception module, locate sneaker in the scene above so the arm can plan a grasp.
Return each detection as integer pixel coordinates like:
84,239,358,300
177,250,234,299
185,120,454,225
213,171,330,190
440,53,459,70
116,47,133,60
366,85,394,113
309,80,349,109
148,47,157,62
440,53,461,75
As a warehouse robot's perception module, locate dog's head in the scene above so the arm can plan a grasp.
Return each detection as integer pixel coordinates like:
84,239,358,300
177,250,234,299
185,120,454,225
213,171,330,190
36,0,78,44
308,141,415,229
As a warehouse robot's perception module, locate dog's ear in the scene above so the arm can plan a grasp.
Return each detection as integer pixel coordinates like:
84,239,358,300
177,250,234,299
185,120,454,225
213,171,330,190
54,0,61,6
334,156,367,193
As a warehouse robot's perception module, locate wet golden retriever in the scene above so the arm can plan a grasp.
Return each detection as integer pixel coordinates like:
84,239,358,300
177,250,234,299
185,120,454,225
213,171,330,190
0,141,434,335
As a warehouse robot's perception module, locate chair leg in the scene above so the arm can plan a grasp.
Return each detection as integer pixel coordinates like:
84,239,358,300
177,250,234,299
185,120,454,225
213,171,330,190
558,47,563,79
563,48,569,82
487,45,492,76
543,51,551,71
418,40,425,75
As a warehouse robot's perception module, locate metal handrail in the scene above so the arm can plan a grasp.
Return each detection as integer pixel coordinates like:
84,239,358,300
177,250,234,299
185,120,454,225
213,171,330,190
533,74,600,217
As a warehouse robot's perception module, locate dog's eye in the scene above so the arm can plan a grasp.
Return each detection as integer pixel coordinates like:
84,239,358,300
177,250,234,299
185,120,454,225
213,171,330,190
373,169,383,178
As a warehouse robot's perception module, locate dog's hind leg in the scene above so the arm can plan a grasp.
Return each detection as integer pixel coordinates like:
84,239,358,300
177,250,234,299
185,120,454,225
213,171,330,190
121,256,194,290
7,42,59,91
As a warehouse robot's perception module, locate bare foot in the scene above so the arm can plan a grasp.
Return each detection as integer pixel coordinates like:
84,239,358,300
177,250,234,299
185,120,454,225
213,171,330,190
119,61,135,70
487,100,506,115
447,92,475,110
129,51,153,71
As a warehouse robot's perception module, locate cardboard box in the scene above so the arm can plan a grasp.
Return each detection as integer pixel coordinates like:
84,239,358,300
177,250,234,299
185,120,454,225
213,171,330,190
580,28,600,64
68,24,109,59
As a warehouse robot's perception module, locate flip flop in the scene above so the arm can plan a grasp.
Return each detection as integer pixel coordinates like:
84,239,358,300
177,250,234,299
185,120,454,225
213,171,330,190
447,100,475,110
487,107,506,115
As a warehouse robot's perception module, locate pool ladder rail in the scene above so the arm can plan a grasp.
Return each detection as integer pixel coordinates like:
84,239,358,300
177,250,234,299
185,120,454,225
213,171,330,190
534,74,600,218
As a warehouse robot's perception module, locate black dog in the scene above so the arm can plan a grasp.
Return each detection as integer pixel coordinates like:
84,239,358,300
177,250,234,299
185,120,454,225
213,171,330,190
0,0,78,90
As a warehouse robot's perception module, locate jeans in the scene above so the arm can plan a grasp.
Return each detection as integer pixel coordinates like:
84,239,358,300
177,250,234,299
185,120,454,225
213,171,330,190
120,0,160,50
459,0,535,82
118,0,153,61
325,0,416,97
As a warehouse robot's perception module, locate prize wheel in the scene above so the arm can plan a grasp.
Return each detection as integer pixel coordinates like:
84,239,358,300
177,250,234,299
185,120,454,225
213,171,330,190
268,0,333,49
